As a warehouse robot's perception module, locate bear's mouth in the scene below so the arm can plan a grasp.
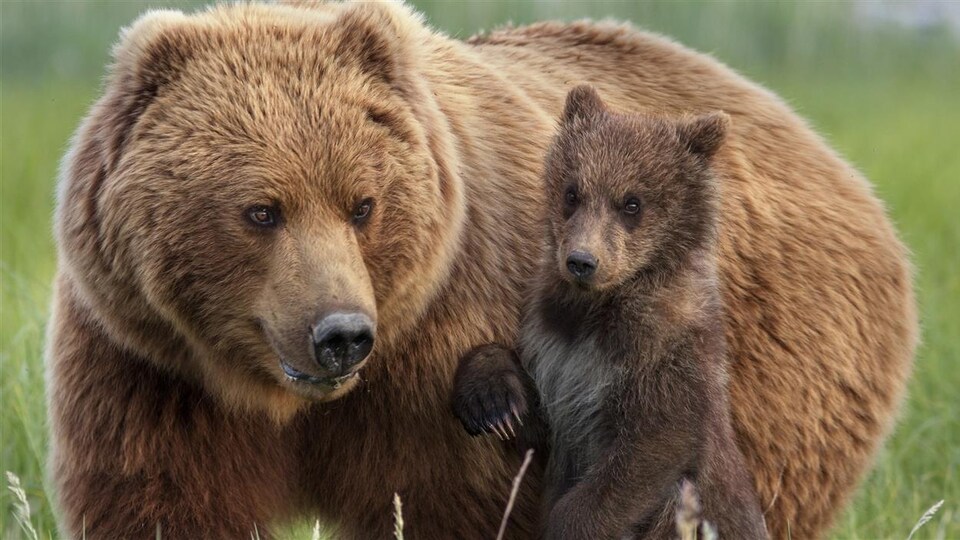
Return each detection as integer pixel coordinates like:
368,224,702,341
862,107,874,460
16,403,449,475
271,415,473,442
279,359,358,389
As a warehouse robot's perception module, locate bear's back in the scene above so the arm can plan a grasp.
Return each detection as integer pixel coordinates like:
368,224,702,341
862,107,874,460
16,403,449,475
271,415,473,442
467,19,916,539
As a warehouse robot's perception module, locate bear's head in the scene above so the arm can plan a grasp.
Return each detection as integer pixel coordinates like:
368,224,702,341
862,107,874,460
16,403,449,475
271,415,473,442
543,85,727,291
56,1,464,419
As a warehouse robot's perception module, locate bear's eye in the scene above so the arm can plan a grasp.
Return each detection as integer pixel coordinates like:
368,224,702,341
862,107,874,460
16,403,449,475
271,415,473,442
623,198,642,216
352,198,374,225
246,205,278,228
564,188,578,207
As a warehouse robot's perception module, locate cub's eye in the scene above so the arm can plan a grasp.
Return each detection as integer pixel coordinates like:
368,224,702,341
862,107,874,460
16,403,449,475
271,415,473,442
246,205,278,228
564,188,578,207
623,198,642,216
352,198,374,225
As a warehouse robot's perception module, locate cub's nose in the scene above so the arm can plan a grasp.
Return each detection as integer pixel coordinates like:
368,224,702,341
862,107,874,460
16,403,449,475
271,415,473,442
311,312,375,376
566,250,598,280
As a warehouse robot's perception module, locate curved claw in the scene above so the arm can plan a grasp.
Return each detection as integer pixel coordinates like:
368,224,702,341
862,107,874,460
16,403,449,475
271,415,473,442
504,415,517,439
487,421,504,440
511,404,523,426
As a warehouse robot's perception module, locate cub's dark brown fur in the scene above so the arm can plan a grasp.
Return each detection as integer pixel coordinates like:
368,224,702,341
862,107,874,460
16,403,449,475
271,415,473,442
453,86,767,539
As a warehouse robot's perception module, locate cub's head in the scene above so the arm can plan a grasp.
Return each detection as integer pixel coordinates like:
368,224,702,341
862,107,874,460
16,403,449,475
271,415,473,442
56,2,463,419
543,85,727,292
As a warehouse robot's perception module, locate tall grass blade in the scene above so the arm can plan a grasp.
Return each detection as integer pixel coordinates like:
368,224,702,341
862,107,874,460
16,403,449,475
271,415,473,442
497,449,534,540
393,493,404,540
6,471,39,540
701,520,718,540
676,479,701,540
906,499,944,540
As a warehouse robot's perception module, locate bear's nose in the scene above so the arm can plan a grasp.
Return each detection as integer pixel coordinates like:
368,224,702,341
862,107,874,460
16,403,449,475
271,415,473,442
311,312,375,376
566,250,598,280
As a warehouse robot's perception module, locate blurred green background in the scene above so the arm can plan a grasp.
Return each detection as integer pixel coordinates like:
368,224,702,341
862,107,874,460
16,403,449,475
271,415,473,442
2,1,958,538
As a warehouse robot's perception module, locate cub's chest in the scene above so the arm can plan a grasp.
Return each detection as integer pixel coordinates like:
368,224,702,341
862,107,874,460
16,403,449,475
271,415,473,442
519,327,623,455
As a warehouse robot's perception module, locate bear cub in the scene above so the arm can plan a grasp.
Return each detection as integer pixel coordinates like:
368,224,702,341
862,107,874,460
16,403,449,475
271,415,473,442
452,85,767,539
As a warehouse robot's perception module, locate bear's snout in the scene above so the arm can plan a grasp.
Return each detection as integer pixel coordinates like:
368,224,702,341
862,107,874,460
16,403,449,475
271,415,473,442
311,311,375,376
566,250,598,282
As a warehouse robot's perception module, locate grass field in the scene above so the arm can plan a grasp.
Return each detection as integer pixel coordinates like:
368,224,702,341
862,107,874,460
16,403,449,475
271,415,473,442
1,1,958,538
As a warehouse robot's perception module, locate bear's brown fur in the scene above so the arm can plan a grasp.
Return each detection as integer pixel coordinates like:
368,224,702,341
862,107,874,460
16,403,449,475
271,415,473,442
452,86,768,540
48,2,917,538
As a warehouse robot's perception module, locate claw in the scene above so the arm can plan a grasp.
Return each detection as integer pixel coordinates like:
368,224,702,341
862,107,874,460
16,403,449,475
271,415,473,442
498,411,512,437
504,416,517,439
487,421,504,440
511,404,523,426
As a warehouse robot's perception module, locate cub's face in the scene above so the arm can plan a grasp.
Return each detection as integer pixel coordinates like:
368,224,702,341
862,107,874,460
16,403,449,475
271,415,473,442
57,3,461,415
543,86,727,292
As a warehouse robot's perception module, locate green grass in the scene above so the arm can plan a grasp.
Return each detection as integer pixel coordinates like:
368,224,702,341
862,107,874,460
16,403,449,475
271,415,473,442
787,78,959,539
2,1,957,538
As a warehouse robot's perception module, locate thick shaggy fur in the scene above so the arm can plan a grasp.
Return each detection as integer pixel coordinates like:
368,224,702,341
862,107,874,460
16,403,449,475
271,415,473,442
48,2,917,538
453,87,767,539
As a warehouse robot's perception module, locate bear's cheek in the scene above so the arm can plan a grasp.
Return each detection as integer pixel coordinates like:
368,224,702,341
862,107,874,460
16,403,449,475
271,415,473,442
144,217,270,343
625,227,661,277
356,182,446,310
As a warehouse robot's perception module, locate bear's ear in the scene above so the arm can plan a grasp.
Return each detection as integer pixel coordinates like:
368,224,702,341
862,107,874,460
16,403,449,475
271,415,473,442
333,1,426,97
677,111,730,160
99,10,196,172
563,85,606,124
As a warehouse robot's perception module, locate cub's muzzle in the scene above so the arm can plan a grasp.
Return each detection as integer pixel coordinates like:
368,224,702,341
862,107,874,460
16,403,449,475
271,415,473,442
566,250,598,281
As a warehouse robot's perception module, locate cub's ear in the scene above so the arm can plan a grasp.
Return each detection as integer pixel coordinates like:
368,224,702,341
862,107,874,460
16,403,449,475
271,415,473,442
99,10,196,171
678,111,730,160
563,85,606,124
334,1,426,97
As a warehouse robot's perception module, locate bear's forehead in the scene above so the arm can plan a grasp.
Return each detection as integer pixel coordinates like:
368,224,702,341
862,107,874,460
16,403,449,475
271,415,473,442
146,76,372,165
572,120,688,183
178,34,333,85
203,3,340,38
136,88,384,205
148,63,376,159
169,4,357,85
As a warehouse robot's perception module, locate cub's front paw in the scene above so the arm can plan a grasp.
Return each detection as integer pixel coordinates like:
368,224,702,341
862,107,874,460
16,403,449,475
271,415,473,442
452,344,528,440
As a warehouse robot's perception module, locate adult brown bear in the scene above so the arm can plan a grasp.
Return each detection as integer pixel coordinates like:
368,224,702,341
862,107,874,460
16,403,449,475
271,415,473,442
47,1,917,538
